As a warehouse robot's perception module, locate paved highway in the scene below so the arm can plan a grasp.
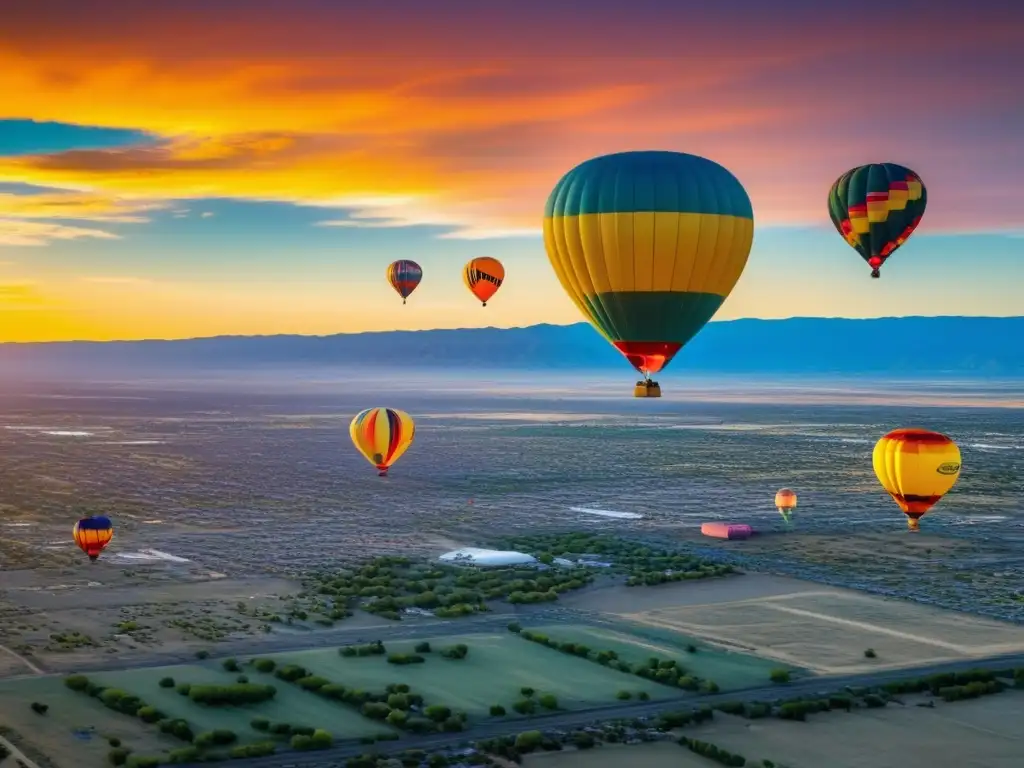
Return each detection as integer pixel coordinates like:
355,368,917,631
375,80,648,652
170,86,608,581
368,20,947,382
177,651,1024,768
47,607,566,675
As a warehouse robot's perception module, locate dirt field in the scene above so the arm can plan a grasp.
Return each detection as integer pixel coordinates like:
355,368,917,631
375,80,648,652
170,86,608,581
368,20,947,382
692,691,1024,768
0,567,302,676
562,574,1024,674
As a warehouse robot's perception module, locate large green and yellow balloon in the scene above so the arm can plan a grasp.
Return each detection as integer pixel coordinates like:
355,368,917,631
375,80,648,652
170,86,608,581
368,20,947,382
827,163,927,279
543,151,753,393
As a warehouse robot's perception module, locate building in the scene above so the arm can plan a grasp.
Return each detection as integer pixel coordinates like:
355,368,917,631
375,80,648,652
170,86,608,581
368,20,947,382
438,547,538,567
701,523,752,540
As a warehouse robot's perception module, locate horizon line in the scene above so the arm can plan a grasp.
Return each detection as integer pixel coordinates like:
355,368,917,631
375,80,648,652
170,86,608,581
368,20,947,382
1,314,1020,347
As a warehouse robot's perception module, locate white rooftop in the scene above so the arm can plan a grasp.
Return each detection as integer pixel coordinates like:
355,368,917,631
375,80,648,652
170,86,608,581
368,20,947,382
438,547,537,567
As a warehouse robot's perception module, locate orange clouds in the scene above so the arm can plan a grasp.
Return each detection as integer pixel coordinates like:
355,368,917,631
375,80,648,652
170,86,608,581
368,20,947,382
0,0,1021,244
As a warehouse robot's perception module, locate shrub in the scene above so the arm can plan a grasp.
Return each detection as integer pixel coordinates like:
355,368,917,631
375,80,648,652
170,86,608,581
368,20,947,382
236,674,248,684
686,644,698,653
195,650,209,659
864,648,877,659
137,706,163,723
274,664,309,682
65,674,90,692
167,746,200,763
126,757,161,768
507,622,522,633
107,737,121,748
616,690,632,700
520,686,535,697
414,641,432,653
30,702,48,715
514,730,543,752
158,677,175,688
637,691,650,701
489,704,506,716
387,653,425,665
222,658,240,672
252,658,276,672
439,643,468,660
538,693,558,710
108,748,130,766
230,742,276,758
512,698,536,715
250,717,270,732
769,669,791,684
187,683,276,706
175,683,191,696
193,729,238,748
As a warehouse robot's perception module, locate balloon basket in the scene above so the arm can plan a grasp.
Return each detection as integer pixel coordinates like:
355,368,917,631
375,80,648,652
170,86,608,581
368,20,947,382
634,380,662,398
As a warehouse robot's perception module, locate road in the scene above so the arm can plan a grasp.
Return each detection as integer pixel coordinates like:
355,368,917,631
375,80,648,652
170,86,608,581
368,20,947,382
45,607,561,675
177,650,1024,768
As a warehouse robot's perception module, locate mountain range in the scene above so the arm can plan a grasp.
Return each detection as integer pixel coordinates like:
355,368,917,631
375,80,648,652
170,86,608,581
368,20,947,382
1,316,1021,377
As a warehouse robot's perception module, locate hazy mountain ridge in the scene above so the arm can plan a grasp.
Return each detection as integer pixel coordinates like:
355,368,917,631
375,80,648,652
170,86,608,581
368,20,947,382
1,316,1021,376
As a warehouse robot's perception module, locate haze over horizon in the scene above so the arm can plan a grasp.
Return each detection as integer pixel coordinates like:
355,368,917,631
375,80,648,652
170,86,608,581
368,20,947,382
1,0,1022,342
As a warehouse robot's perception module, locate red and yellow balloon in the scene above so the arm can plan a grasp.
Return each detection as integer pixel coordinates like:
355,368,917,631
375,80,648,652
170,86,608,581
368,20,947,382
872,428,961,531
350,407,416,477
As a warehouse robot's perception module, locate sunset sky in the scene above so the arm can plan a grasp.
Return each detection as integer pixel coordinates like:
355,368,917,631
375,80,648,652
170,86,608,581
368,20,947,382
0,0,1021,342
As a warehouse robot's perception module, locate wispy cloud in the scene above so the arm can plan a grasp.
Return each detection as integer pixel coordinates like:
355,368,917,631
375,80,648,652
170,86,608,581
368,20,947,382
0,1,1019,239
0,219,119,246
80,276,152,285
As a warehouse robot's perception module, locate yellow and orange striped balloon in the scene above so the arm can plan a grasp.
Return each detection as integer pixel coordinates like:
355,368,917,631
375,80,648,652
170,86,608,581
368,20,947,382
73,515,113,561
872,428,961,531
463,257,505,306
349,407,416,477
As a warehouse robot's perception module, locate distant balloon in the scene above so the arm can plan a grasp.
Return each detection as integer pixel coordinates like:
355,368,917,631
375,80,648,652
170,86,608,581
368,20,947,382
828,163,927,278
872,428,961,532
775,488,797,524
350,407,416,477
463,257,505,306
73,515,113,562
543,151,753,395
386,260,423,304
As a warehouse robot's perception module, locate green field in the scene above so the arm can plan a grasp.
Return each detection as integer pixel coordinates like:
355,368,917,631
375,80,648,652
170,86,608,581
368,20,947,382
93,663,397,741
527,623,790,690
0,675,182,767
266,632,682,714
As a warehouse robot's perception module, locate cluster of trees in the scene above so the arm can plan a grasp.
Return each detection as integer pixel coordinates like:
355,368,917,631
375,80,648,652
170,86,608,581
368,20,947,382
679,736,747,766
344,753,455,768
260,660,468,735
513,626,715,692
65,675,192,741
440,643,469,660
387,653,425,665
339,641,386,657
883,668,1000,696
509,687,559,715
176,682,277,706
499,532,734,585
301,553,595,624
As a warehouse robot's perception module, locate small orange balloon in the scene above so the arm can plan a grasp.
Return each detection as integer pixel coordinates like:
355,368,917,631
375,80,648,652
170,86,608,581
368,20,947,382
463,257,505,306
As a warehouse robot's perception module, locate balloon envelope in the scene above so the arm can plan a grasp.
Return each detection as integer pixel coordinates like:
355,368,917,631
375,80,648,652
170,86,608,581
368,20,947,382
463,257,504,306
350,407,416,476
827,163,926,278
386,260,423,303
73,515,113,560
872,428,960,531
775,488,797,523
543,151,753,379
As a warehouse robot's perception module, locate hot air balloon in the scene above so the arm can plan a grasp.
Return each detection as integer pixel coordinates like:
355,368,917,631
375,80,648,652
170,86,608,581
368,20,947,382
543,151,754,397
775,488,797,524
463,257,504,306
828,163,927,279
872,428,961,532
350,407,415,477
73,515,113,561
386,260,423,304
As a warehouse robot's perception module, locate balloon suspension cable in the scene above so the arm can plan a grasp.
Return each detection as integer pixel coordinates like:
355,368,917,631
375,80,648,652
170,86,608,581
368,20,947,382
870,268,880,278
